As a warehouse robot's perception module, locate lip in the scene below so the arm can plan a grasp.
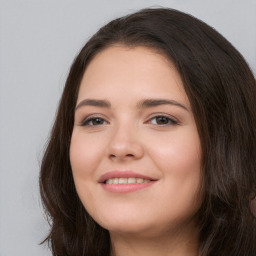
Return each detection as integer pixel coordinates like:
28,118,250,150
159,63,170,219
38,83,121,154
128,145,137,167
98,170,156,183
98,170,158,193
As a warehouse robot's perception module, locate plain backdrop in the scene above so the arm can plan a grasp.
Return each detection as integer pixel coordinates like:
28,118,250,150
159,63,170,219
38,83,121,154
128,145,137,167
0,0,255,255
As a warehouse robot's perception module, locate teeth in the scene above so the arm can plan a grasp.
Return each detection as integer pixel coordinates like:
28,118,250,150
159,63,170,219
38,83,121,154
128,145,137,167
105,177,151,184
128,177,136,183
119,178,127,184
136,178,143,183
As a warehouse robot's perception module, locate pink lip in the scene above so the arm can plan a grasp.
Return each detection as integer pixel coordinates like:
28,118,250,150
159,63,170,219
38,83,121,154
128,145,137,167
98,170,155,183
98,170,158,193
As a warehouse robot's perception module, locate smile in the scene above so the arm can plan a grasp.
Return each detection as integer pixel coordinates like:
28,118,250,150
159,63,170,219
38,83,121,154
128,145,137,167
99,170,156,184
99,170,158,193
105,177,150,184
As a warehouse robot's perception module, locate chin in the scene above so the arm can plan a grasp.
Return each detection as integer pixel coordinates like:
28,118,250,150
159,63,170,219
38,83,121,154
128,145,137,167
93,212,156,235
93,212,188,239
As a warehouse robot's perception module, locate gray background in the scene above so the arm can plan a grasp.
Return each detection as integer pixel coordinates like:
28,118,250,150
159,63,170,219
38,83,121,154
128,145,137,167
0,0,255,255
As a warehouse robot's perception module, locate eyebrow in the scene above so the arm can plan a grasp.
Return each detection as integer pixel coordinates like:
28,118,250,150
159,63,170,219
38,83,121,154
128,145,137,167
75,99,111,110
75,98,188,111
137,99,189,111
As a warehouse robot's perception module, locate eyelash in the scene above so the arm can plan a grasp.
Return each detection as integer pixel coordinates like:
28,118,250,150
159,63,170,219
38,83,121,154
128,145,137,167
80,114,179,127
147,115,179,126
80,116,108,126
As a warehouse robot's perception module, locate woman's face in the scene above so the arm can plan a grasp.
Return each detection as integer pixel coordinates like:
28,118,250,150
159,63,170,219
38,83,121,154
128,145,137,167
70,46,202,237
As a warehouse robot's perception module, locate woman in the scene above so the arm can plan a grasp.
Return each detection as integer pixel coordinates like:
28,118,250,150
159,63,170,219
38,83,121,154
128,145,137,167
40,8,256,256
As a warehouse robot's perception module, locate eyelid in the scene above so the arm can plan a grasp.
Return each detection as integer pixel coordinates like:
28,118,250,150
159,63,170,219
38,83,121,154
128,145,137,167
79,114,109,126
78,112,180,126
145,113,180,126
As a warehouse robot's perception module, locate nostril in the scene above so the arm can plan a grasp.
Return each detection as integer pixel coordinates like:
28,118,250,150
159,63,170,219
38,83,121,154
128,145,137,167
108,142,144,160
109,153,134,158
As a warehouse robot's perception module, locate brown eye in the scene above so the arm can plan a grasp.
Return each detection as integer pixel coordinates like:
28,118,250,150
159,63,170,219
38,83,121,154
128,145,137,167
150,116,178,126
82,117,107,126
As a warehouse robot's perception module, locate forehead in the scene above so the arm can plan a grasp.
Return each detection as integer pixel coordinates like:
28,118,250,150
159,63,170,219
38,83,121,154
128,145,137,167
77,45,187,104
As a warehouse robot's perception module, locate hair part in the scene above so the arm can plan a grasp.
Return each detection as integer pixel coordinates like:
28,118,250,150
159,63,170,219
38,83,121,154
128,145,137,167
40,7,256,256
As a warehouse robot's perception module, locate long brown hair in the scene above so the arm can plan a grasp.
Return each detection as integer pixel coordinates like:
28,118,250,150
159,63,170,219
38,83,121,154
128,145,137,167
40,8,256,256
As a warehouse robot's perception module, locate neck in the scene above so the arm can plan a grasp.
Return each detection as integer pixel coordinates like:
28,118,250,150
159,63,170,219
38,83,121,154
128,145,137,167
110,223,199,256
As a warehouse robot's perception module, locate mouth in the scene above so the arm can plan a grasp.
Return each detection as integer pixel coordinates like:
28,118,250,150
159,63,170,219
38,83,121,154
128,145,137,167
99,170,158,193
104,177,151,184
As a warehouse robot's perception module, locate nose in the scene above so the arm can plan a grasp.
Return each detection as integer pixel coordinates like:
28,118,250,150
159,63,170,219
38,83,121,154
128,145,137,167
107,124,144,161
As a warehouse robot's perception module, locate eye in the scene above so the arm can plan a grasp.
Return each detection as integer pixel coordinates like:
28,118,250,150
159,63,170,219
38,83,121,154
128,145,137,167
81,117,108,126
149,115,179,126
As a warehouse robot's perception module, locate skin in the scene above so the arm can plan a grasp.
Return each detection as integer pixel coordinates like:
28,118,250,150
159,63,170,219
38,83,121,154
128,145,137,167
70,45,202,256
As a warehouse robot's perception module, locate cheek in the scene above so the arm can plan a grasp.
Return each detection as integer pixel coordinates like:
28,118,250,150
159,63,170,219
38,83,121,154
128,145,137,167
69,131,102,180
70,134,87,177
69,131,100,210
148,128,201,174
147,129,202,207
